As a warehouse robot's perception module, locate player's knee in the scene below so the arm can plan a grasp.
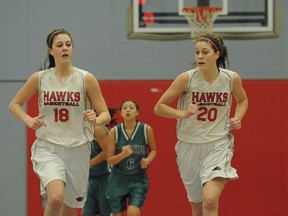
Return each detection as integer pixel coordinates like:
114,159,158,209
47,194,63,210
203,197,218,212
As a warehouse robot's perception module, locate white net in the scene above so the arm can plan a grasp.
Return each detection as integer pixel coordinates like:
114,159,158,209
183,7,222,39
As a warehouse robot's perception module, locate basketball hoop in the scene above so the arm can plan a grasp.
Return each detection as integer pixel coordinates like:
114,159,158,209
182,6,222,39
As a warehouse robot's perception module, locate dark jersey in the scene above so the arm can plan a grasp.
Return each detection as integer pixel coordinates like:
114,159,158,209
89,126,110,176
112,121,148,175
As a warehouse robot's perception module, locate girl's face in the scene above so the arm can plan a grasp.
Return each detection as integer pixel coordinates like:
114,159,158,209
49,34,73,65
120,101,139,120
194,41,219,69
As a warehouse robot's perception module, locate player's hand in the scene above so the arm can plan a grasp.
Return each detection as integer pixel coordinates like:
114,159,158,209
182,103,198,119
83,110,97,126
140,158,149,169
230,118,241,130
26,114,46,130
121,145,133,158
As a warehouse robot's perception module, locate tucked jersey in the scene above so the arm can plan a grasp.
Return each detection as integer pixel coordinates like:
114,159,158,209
89,126,110,176
177,67,234,144
36,67,94,147
112,122,148,175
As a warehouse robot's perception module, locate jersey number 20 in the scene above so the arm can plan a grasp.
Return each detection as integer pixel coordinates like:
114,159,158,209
197,107,217,122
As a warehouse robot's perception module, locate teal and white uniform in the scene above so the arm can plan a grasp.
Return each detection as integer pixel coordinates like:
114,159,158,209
106,121,149,213
82,126,110,216
175,67,238,203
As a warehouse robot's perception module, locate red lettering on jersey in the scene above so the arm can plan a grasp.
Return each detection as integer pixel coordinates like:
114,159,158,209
49,91,57,101
43,91,49,101
192,92,199,102
192,92,229,104
43,91,81,104
223,92,228,102
205,92,216,102
66,92,74,101
56,91,67,101
74,92,80,102
199,93,207,102
215,93,223,102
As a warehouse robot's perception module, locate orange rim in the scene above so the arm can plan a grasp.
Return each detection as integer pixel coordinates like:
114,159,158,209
182,6,222,13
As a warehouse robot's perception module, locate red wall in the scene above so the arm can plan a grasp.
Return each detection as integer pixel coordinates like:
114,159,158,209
27,80,288,216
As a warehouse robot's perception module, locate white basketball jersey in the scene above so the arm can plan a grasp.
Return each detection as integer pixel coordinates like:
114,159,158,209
177,67,234,144
36,67,94,147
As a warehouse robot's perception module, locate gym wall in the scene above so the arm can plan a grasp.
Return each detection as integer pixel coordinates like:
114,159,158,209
27,79,288,216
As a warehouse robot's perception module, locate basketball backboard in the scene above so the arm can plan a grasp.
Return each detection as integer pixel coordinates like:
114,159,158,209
128,0,279,40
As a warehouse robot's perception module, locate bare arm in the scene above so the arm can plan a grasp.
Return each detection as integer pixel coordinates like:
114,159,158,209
140,125,157,169
8,72,46,130
85,73,111,126
154,72,197,119
106,127,133,166
90,126,110,166
230,72,249,130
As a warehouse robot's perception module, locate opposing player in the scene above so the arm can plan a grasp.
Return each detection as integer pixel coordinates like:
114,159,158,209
106,99,157,216
82,108,117,216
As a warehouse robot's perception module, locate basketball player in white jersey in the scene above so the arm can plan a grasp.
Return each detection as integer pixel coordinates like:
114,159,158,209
154,33,248,216
9,29,111,216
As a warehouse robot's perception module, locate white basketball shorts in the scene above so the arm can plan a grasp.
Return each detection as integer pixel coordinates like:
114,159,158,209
175,134,238,203
31,139,91,208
